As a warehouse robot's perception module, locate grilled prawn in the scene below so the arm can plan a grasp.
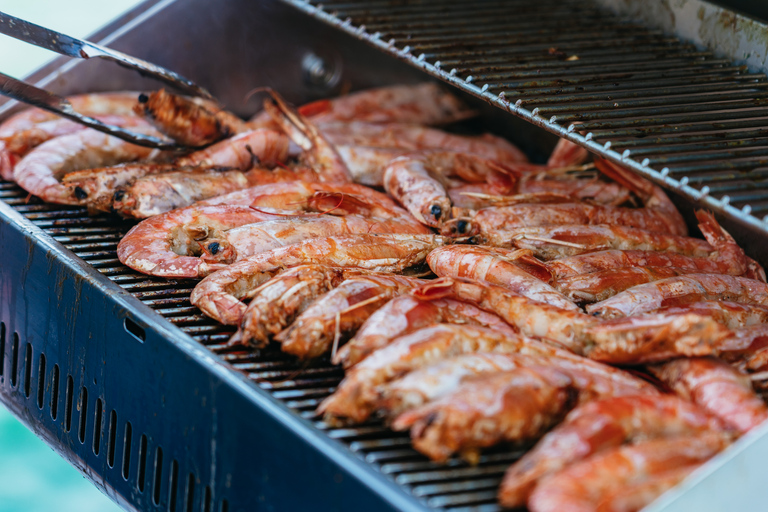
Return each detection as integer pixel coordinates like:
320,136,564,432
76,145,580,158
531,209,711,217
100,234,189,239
0,91,142,181
649,357,768,434
190,234,446,325
379,351,657,419
318,324,566,424
498,395,727,508
61,128,292,210
14,120,163,204
412,278,732,362
383,151,517,228
135,89,250,146
427,245,579,310
528,434,730,512
501,224,715,260
392,367,575,463
587,274,768,318
334,294,516,368
270,83,477,126
275,275,426,359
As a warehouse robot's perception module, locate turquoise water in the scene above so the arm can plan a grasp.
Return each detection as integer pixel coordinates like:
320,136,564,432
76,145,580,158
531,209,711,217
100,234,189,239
0,1,143,511
0,404,122,512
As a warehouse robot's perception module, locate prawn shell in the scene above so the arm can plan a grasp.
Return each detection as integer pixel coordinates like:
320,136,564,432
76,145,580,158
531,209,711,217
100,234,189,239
427,245,579,310
498,394,727,509
300,83,479,126
502,224,714,260
117,205,280,278
527,433,730,512
649,357,768,434
276,275,424,359
190,234,447,324
233,265,363,348
587,273,768,318
392,367,575,463
318,323,563,424
583,312,732,364
334,295,516,368
14,121,160,204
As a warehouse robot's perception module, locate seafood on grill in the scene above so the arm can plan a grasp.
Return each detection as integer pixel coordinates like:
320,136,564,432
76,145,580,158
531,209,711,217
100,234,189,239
117,204,283,278
527,433,731,512
378,351,657,419
61,128,293,212
499,224,717,260
334,294,516,368
392,366,575,463
230,265,374,348
411,277,733,362
649,357,768,434
587,274,768,319
275,274,426,359
443,158,687,239
446,201,688,242
117,181,429,278
252,82,477,126
190,234,446,324
322,121,528,162
13,120,165,204
382,151,518,228
426,244,579,310
318,324,557,424
498,394,728,508
0,91,142,181
447,176,633,210
135,89,250,146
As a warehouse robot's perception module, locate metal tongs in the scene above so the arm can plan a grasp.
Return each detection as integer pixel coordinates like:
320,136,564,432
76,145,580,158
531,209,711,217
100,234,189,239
0,11,215,150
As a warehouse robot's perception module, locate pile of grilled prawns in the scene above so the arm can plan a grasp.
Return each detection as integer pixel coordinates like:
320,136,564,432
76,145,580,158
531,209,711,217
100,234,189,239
4,83,768,511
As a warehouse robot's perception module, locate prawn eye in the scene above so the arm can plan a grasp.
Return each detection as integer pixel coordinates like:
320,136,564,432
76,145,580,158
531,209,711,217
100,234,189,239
207,242,220,255
73,187,88,200
113,190,125,201
456,220,469,233
430,204,442,219
138,93,149,103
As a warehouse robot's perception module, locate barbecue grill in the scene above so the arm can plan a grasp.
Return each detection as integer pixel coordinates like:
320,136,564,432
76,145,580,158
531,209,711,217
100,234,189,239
2,0,768,511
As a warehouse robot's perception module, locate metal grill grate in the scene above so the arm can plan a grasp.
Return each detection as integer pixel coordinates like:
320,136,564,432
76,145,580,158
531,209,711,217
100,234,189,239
282,0,768,234
0,180,524,511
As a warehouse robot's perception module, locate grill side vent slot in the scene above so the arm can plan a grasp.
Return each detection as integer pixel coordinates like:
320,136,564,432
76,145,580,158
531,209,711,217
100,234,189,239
64,375,74,431
10,332,18,387
23,342,31,397
93,398,104,455
138,434,148,492
168,459,178,512
185,473,195,512
50,364,60,420
107,410,117,468
78,386,89,444
36,353,46,409
124,317,146,343
204,486,212,512
122,421,133,481
153,446,164,505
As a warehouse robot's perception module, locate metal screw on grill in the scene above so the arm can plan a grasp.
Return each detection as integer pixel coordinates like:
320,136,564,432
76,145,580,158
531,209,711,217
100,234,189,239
302,52,341,90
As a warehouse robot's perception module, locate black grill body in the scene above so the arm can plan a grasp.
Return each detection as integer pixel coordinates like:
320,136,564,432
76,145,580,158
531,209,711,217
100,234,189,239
2,1,768,511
